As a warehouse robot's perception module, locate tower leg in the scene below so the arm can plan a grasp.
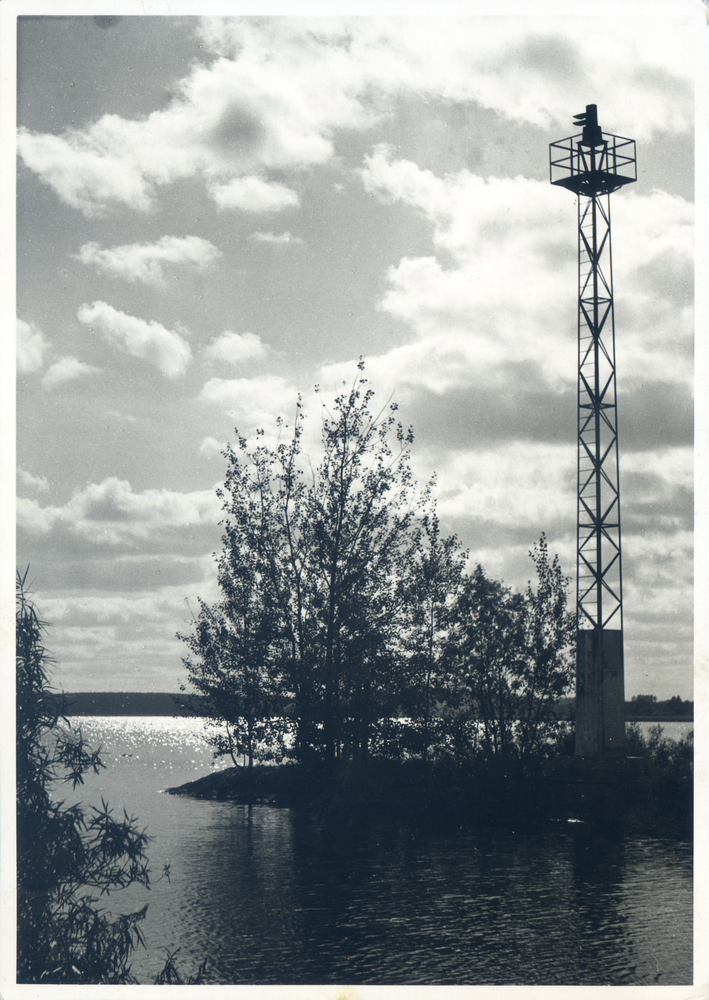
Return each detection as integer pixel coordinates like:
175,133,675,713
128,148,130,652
575,629,625,756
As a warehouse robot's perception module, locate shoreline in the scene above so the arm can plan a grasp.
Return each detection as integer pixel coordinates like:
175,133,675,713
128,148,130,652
165,757,693,839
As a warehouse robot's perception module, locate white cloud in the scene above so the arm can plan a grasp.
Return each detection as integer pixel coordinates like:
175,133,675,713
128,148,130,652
17,467,49,493
250,231,303,244
354,149,693,398
432,441,574,531
41,356,102,390
74,235,222,287
77,301,192,378
17,18,692,217
17,318,49,373
198,17,692,140
17,128,154,217
622,447,693,492
209,176,300,213
199,436,225,457
201,374,299,436
204,331,267,366
17,477,221,546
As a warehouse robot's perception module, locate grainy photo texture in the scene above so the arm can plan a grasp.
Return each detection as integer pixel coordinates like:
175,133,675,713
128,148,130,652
8,7,697,992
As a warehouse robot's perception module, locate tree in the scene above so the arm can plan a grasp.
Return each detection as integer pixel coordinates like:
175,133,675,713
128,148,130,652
182,364,431,766
16,570,153,984
16,570,209,985
515,535,576,756
447,565,526,758
395,511,468,761
179,545,289,769
446,536,575,760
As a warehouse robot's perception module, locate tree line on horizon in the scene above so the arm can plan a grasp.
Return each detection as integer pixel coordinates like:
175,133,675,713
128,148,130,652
179,366,577,769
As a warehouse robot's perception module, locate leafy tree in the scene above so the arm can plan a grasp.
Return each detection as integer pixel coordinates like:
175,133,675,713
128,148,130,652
308,372,426,761
447,565,525,758
446,536,575,759
16,570,152,984
16,570,210,985
179,545,289,769
515,535,576,756
396,511,468,760
182,365,431,765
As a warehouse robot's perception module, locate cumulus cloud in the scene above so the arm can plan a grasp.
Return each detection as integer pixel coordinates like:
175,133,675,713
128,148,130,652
41,356,102,390
198,17,692,139
209,176,300,212
199,436,225,457
17,18,692,217
352,148,693,409
201,374,299,436
17,318,49,373
17,467,50,493
17,476,221,547
249,231,303,244
431,440,574,533
17,128,154,217
74,235,222,287
204,331,267,366
77,301,192,377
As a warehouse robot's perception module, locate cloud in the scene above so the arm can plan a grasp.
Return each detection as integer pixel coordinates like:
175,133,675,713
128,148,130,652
77,301,192,377
17,128,154,217
17,477,221,548
17,318,49,373
203,331,267,366
17,467,49,493
41,356,102,390
201,374,299,437
74,235,222,287
249,231,303,244
199,436,225,457
199,17,692,140
26,569,223,691
351,149,693,423
17,19,692,218
209,176,300,213
430,440,575,534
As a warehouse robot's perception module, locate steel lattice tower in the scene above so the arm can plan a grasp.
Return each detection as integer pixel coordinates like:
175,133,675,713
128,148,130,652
550,105,636,755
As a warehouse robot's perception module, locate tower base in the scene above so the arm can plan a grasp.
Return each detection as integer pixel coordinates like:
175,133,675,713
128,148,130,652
575,628,625,756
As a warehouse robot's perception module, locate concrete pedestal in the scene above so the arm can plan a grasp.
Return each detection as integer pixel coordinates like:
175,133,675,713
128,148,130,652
575,628,625,756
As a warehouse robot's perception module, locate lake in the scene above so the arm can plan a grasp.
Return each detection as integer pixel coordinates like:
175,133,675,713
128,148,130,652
56,716,692,986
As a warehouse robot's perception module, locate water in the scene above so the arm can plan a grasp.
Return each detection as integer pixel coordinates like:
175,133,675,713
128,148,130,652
55,716,692,985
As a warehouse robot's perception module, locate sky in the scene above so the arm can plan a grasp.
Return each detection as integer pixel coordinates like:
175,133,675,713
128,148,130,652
11,7,699,700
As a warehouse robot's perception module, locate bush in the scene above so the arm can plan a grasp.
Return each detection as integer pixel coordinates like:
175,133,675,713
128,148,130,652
16,571,210,984
16,570,157,984
625,723,693,834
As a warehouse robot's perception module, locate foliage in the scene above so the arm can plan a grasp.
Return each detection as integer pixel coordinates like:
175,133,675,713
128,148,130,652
179,581,288,769
516,536,577,755
444,535,575,760
154,949,210,985
16,569,152,984
395,511,468,761
181,363,429,765
622,723,693,834
181,367,576,770
16,570,210,984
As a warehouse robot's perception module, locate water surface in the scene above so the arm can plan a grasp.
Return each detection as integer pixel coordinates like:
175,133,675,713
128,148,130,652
60,716,692,985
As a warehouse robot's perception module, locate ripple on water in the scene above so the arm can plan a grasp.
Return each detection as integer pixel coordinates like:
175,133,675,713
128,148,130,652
58,718,692,986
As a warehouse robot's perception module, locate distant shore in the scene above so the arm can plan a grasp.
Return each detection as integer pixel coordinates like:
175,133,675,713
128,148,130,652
55,691,694,723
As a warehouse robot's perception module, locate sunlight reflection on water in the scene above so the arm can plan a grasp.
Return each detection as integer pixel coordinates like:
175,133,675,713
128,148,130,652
61,716,692,986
